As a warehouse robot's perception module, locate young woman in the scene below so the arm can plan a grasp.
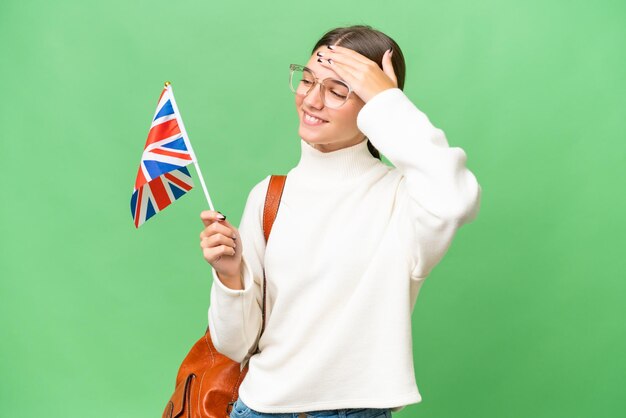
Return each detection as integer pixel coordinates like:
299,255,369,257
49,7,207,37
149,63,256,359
199,25,481,418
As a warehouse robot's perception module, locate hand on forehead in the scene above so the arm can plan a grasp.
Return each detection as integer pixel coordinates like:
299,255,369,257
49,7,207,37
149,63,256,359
305,47,343,80
309,43,397,103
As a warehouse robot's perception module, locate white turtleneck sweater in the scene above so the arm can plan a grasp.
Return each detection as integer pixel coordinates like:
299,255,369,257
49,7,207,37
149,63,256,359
208,88,481,413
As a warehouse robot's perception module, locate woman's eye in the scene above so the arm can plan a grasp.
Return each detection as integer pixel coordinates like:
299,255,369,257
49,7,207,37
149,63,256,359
331,90,347,99
302,80,313,85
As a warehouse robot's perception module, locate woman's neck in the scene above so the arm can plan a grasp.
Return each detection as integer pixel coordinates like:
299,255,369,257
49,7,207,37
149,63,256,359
304,134,366,153
288,137,381,187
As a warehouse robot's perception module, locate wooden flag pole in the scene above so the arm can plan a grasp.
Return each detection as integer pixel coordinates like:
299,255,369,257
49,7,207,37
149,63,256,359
164,81,216,212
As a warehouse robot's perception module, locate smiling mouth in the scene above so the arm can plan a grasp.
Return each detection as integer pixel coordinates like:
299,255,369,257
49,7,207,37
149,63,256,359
303,111,328,125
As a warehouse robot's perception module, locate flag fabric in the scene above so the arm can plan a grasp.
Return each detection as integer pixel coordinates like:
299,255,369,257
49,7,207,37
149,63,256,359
131,84,195,228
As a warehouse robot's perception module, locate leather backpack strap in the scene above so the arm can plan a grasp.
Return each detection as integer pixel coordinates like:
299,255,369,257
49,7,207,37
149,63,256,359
253,175,286,353
263,175,287,242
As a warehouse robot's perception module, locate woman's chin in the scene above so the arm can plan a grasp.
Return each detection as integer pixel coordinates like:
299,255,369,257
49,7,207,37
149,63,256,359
298,126,326,143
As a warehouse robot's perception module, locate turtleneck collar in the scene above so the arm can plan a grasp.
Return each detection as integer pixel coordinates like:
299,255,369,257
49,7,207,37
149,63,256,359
288,138,382,187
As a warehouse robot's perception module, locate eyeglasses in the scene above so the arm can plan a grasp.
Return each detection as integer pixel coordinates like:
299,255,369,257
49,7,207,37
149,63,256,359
289,64,352,109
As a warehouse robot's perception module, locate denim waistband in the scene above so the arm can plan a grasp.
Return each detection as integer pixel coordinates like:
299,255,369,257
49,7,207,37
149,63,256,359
232,397,392,418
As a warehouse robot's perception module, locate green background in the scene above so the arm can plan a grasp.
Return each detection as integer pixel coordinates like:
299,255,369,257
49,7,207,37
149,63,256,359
1,0,624,417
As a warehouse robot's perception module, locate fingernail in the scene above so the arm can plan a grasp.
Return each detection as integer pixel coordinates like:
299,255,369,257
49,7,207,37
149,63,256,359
316,52,323,57
327,58,333,64
317,58,322,63
217,212,226,220
327,44,334,50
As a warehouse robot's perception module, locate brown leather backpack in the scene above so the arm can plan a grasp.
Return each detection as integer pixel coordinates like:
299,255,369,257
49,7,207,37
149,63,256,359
163,175,287,418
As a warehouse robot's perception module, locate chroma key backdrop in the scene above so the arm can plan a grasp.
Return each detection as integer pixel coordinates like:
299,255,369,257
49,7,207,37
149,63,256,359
1,1,624,417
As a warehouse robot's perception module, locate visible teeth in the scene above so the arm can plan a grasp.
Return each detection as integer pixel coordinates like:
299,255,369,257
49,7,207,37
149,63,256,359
305,113,324,123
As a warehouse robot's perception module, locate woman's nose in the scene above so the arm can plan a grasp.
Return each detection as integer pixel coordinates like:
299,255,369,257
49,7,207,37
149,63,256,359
303,82,324,109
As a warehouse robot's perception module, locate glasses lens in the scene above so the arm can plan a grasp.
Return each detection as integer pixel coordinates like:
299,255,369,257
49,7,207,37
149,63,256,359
322,79,350,108
290,67,315,95
289,65,351,108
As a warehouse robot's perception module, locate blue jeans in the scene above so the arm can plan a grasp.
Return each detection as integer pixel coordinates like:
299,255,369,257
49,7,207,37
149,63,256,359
230,397,392,418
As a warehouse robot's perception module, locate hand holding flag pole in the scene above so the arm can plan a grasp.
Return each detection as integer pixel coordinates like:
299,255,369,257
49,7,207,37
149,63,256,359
131,81,214,228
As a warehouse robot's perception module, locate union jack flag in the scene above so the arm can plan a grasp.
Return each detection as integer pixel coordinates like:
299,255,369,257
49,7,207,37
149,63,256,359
131,83,195,228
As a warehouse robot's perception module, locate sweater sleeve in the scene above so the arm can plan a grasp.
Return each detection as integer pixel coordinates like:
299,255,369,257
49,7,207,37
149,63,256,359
356,88,482,279
207,176,270,363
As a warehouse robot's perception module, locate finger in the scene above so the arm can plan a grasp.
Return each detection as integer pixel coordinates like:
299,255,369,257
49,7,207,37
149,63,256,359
200,237,212,249
202,245,236,263
325,45,397,85
320,52,390,86
201,224,238,242
200,210,227,227
200,211,238,239
381,49,398,87
200,233,237,250
317,58,358,86
202,221,238,241
318,54,362,73
203,247,221,264
203,236,237,251
328,48,395,83
323,45,371,66
213,216,237,236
